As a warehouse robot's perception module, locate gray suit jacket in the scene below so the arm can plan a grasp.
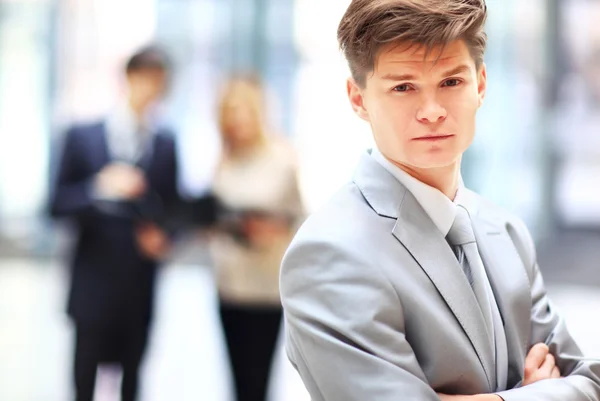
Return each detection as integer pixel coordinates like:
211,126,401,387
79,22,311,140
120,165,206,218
280,151,600,400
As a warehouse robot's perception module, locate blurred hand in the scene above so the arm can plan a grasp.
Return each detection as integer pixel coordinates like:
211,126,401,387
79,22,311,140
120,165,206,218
522,343,561,386
95,162,147,200
135,223,170,260
242,215,289,248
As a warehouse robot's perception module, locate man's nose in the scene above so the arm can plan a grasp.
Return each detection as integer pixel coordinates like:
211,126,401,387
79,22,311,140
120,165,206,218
416,96,447,124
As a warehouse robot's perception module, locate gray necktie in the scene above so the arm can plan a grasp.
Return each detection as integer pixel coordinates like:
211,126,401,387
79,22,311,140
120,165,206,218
447,205,497,385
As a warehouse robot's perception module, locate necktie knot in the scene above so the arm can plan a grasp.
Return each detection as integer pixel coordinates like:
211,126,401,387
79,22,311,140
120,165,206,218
447,205,476,246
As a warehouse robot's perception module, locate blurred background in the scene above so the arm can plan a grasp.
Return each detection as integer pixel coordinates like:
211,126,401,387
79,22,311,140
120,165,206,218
1,0,600,400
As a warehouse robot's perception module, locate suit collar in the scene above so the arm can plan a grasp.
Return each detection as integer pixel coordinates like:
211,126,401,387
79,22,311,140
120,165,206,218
354,150,480,232
352,150,408,219
371,147,458,235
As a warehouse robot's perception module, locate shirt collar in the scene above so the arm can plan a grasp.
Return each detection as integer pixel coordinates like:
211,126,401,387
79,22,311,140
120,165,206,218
107,100,155,135
371,147,476,236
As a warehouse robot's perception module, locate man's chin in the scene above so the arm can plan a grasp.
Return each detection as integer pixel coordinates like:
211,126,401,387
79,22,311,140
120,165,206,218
409,156,460,171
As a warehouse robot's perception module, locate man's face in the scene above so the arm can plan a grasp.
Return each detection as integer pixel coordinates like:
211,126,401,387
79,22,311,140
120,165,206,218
347,40,486,171
127,69,168,109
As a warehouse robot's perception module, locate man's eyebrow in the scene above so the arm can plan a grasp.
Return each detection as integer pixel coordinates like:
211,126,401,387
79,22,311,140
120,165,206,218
440,64,471,77
381,64,471,81
381,73,418,81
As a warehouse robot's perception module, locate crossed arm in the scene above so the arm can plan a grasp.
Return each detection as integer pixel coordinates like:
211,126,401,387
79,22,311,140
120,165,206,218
281,238,600,401
439,343,562,400
439,255,600,400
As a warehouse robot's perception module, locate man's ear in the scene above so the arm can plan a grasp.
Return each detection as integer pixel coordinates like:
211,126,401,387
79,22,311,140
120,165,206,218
347,78,370,122
477,63,487,108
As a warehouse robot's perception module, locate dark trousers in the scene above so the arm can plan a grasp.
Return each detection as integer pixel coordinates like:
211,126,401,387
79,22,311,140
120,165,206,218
219,302,283,401
73,321,149,401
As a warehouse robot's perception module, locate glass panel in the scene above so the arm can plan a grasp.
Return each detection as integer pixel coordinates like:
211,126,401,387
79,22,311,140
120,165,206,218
552,0,600,227
0,0,52,244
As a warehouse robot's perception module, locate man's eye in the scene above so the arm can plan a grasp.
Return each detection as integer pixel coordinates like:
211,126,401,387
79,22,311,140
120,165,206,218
393,84,411,92
443,79,461,87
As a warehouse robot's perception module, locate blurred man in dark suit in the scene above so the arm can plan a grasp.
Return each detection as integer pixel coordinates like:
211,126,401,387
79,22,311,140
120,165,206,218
50,46,179,401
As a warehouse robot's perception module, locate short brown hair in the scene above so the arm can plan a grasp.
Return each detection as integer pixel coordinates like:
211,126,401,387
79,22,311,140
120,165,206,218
338,0,488,86
126,45,171,74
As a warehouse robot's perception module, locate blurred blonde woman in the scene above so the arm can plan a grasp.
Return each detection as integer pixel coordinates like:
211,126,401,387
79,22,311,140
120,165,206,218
210,76,304,401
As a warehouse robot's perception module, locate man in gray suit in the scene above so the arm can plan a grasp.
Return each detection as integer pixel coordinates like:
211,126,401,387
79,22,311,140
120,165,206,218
280,0,600,400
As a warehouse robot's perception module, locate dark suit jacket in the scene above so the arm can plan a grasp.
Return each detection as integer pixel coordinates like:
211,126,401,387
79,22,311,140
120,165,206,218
50,121,179,327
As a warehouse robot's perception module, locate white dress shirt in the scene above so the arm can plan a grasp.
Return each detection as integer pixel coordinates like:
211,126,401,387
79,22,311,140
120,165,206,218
92,103,154,201
370,147,477,235
105,102,153,163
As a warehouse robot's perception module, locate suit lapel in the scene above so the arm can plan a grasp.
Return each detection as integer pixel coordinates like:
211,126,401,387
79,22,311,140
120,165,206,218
392,191,495,390
137,132,158,173
94,123,111,168
472,217,531,387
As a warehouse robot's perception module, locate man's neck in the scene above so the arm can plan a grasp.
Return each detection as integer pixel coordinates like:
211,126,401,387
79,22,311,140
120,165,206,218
127,97,148,122
392,160,461,200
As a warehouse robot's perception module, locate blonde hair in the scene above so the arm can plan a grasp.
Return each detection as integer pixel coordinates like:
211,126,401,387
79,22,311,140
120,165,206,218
217,76,268,155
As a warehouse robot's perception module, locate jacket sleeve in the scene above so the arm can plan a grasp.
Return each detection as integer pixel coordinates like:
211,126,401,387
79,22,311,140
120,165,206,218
49,127,97,218
495,219,600,401
280,237,441,401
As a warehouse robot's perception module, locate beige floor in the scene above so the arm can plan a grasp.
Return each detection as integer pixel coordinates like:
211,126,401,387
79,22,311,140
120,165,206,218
0,259,598,401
